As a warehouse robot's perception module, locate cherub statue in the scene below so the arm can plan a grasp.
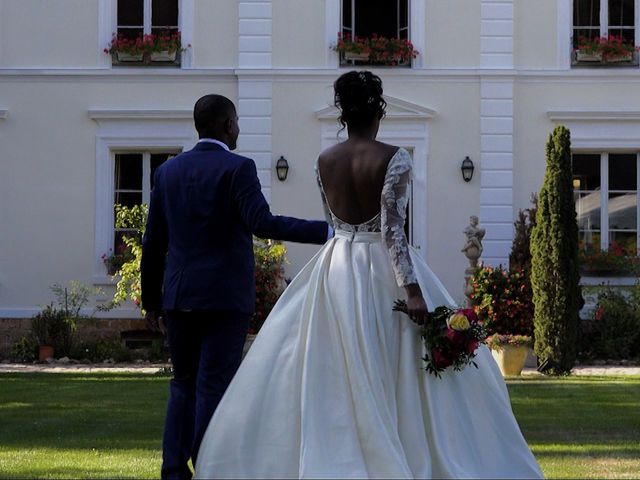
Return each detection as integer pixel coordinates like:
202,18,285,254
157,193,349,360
461,215,485,262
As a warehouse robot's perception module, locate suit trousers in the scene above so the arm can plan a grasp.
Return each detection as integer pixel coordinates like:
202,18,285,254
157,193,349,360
161,310,250,480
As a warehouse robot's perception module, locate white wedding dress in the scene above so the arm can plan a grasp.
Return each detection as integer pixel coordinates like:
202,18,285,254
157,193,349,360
195,149,543,479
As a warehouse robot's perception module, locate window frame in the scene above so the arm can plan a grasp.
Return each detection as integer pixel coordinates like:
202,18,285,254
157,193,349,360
573,151,640,253
98,0,194,69
570,0,640,67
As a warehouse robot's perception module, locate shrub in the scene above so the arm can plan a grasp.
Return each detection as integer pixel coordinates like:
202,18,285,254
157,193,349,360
509,194,538,273
250,238,287,334
11,336,38,362
531,126,581,375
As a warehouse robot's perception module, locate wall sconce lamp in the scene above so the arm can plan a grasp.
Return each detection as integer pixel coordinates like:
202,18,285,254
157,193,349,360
276,156,289,181
461,156,474,182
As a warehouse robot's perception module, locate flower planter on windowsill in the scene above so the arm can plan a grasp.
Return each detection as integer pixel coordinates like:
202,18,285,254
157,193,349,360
573,50,638,67
604,52,634,63
576,50,603,62
344,51,370,62
115,51,144,62
150,50,177,62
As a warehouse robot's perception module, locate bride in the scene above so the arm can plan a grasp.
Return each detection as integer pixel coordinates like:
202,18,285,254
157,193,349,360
195,71,543,479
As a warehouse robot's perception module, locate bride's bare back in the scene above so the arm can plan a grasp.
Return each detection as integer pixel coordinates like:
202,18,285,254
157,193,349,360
317,139,400,225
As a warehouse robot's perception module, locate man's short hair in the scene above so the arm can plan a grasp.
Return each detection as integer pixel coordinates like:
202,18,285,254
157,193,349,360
193,95,236,134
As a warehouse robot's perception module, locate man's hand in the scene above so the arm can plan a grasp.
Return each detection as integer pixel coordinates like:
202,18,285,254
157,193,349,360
145,310,166,335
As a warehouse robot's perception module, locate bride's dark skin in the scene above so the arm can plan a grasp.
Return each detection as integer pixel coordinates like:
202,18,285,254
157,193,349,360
317,109,429,326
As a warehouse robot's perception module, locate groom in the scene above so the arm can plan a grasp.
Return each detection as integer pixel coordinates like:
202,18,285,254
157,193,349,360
141,94,331,480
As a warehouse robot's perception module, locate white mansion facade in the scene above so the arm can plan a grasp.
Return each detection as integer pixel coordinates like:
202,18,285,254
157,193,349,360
1,0,639,323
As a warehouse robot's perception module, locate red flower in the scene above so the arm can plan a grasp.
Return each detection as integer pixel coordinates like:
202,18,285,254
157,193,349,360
445,328,465,346
431,349,453,369
466,339,479,354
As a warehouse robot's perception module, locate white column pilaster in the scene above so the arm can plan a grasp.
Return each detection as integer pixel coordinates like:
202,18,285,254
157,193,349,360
480,0,514,267
238,1,273,202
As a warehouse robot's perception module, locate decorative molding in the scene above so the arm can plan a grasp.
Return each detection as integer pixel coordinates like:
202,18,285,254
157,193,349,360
481,0,514,69
238,1,272,68
325,0,340,67
0,110,8,120
315,95,436,121
548,110,640,121
89,109,193,120
410,0,427,69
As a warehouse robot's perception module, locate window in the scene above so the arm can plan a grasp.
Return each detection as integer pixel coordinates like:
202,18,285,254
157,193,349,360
573,152,639,253
572,0,637,64
339,0,413,67
117,0,179,40
113,151,177,253
342,0,409,40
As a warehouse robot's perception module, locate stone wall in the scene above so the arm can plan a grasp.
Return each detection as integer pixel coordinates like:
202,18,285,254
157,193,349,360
0,317,147,356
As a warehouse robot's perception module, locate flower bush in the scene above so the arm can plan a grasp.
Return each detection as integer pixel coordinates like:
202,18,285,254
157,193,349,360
579,241,640,275
333,33,418,65
486,334,533,349
250,238,287,334
469,265,534,339
574,34,639,62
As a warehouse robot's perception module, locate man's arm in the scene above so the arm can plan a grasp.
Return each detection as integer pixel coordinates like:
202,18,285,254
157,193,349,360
233,158,329,244
141,169,169,313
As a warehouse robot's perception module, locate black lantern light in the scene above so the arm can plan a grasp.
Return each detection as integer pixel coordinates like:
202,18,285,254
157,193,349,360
276,156,289,181
461,156,474,182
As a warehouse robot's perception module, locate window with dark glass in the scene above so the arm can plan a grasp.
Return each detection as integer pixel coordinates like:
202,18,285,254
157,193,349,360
573,0,635,47
113,151,177,253
117,0,179,40
342,0,409,39
572,152,639,253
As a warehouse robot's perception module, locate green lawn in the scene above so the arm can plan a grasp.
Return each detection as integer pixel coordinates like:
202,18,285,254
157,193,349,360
0,373,639,479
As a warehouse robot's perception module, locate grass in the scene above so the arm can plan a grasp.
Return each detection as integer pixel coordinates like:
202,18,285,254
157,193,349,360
0,373,639,478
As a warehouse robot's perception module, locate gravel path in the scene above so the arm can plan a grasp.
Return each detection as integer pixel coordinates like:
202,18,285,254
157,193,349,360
1,363,639,375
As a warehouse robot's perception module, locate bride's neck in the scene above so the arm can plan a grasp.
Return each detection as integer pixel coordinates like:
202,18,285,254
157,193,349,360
347,123,378,141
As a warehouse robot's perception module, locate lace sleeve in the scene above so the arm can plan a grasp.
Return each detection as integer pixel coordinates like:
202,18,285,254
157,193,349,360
381,149,418,287
315,161,334,228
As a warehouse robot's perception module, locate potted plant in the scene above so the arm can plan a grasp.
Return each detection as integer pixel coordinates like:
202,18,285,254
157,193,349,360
485,334,534,376
104,33,150,62
573,35,638,64
148,30,188,62
333,33,419,66
579,242,640,276
102,246,135,276
31,305,67,361
469,265,534,376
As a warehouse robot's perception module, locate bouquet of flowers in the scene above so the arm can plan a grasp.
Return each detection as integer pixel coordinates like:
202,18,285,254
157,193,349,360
394,301,487,377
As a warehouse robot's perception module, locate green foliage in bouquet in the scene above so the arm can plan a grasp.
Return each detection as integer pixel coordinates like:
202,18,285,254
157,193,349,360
531,126,581,375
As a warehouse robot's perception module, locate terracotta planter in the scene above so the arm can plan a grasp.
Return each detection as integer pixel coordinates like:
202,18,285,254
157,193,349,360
490,344,529,376
150,50,177,62
39,345,54,362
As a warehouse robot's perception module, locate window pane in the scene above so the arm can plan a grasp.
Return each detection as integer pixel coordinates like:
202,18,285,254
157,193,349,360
579,231,601,250
118,0,143,26
116,27,144,41
608,28,635,44
609,0,634,26
114,191,143,208
342,0,352,31
609,231,637,252
609,192,637,229
399,0,409,29
609,153,637,190
151,26,179,38
572,154,601,191
576,191,602,230
152,0,179,27
354,0,398,38
150,153,173,189
574,0,600,26
115,154,143,190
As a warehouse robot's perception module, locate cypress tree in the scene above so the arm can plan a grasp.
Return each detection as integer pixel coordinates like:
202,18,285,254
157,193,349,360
530,126,581,375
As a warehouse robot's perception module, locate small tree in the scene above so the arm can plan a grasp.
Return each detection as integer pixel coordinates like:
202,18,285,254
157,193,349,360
530,126,581,375
509,193,538,273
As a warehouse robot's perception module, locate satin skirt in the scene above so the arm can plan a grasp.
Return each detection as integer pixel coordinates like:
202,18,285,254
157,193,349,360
195,231,543,479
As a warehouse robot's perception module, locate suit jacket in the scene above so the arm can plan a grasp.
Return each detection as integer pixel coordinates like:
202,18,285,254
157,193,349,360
140,142,328,314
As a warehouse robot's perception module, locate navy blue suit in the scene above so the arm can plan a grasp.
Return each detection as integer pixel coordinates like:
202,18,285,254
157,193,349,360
141,141,328,479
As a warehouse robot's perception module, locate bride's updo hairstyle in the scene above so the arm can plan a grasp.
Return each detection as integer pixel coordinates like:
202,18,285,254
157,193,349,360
334,71,387,130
